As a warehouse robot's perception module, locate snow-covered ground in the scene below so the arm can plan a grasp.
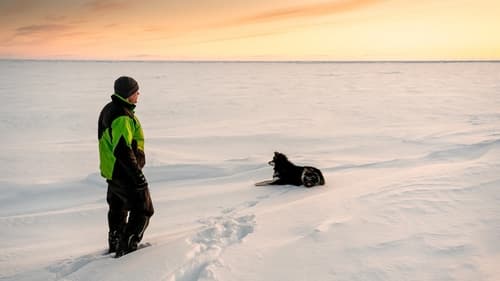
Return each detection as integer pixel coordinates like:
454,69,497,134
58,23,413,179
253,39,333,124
1,60,499,281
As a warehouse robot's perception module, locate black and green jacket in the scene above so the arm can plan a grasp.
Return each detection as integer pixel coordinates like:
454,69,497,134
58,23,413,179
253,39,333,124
98,94,147,188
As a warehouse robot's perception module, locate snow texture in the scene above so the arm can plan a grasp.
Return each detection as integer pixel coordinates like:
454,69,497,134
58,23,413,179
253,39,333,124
0,61,499,281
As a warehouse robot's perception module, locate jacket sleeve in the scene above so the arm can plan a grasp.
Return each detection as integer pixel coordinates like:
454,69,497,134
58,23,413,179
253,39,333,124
111,116,147,188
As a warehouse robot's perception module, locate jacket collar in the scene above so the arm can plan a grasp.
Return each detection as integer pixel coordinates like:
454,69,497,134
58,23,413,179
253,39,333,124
111,94,136,110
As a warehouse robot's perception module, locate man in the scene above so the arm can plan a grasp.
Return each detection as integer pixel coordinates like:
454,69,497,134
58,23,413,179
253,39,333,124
98,76,154,258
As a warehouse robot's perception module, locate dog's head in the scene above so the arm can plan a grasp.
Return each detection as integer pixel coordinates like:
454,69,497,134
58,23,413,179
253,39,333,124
268,152,290,168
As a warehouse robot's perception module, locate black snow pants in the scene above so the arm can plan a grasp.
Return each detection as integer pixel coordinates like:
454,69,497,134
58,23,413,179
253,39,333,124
106,180,154,243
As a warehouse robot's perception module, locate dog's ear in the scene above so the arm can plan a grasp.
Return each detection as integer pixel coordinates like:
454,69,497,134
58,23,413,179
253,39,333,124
274,151,279,156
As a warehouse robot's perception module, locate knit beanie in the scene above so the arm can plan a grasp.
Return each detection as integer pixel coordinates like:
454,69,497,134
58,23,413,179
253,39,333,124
114,76,139,99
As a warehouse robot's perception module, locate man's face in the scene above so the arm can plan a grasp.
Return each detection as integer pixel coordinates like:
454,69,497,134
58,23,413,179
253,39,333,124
128,91,140,104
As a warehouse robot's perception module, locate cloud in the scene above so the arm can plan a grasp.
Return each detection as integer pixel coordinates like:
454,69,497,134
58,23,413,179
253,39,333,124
45,15,68,22
229,0,383,26
15,24,70,36
0,0,39,17
184,1,383,47
0,24,86,46
83,0,131,12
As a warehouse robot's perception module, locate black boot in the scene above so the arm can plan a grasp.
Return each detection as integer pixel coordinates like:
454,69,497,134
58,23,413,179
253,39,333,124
115,234,139,258
108,230,120,254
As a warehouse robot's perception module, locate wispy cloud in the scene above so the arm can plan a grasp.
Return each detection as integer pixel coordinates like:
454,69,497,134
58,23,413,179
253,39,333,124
0,0,38,17
83,0,131,12
183,0,383,47
45,15,67,22
0,23,86,46
229,0,382,26
15,24,70,36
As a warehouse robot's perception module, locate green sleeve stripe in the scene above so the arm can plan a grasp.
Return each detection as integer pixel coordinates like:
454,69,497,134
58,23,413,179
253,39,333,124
132,115,145,151
99,130,115,179
110,116,135,150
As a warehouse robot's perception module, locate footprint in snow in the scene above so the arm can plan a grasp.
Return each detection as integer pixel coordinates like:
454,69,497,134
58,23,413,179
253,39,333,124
168,215,255,281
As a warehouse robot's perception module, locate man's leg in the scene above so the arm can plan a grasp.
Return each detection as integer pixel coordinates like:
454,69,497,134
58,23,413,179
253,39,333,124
106,185,127,253
115,188,154,257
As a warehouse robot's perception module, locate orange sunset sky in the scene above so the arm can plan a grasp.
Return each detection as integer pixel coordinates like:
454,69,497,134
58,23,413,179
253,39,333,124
1,0,499,61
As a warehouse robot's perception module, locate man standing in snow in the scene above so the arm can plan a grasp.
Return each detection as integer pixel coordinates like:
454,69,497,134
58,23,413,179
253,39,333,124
98,76,154,258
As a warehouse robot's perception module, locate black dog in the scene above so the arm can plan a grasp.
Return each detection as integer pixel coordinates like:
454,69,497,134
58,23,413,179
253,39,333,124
259,152,325,188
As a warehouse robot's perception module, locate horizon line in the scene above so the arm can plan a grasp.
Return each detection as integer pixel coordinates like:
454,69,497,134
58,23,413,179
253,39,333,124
1,58,500,64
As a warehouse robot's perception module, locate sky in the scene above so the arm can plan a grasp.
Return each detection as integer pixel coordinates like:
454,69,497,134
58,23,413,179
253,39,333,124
1,0,499,61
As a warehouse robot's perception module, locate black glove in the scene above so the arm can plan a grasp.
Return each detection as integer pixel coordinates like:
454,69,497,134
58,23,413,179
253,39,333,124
133,169,148,189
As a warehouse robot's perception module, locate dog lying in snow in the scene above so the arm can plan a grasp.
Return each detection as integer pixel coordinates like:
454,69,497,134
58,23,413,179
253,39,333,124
255,152,325,187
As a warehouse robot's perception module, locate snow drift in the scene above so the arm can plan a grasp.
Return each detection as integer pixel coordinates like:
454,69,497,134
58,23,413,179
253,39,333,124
0,61,499,281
